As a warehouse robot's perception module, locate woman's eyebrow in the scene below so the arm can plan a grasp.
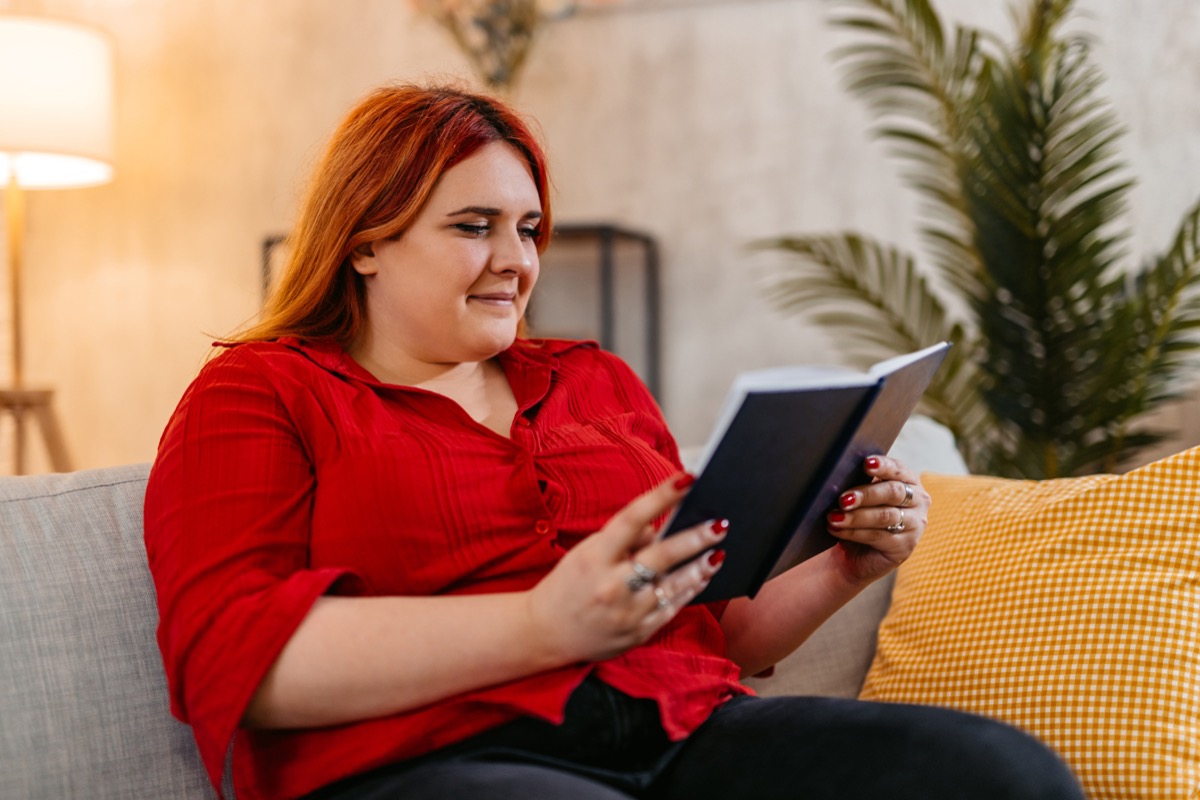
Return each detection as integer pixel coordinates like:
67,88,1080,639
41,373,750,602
445,205,543,220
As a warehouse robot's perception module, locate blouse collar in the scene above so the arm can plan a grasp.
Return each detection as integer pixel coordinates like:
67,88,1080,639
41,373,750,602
270,335,594,392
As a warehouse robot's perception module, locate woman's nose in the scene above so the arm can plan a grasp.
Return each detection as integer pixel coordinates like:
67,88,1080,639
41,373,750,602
491,229,535,274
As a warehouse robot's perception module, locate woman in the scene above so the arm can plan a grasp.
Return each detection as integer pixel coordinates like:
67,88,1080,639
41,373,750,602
144,84,1083,800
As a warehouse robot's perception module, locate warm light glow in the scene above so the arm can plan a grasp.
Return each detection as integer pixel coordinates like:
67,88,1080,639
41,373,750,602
0,16,116,190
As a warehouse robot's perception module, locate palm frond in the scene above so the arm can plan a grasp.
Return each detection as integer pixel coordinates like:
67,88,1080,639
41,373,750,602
1103,195,1200,466
757,0,1200,477
951,8,1138,476
1010,0,1077,61
830,0,991,308
751,232,998,469
753,233,951,357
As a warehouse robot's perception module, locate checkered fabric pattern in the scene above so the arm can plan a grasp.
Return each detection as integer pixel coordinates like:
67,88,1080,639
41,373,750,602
860,446,1200,800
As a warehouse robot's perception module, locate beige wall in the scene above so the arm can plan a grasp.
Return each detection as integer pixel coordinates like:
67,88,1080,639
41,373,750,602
1,0,1198,473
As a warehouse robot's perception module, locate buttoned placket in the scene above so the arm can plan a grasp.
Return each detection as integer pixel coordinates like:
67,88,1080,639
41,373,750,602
511,410,556,540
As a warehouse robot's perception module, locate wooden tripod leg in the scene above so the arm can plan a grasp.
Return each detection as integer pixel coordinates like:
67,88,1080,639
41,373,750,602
0,389,71,474
10,400,26,474
31,398,70,472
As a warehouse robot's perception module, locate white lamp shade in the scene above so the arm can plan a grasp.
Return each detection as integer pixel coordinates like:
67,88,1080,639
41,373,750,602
0,16,115,189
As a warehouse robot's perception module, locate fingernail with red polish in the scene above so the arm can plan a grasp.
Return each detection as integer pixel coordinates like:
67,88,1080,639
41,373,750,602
673,473,695,491
866,457,881,470
708,549,726,567
828,511,846,524
840,492,857,509
710,518,729,536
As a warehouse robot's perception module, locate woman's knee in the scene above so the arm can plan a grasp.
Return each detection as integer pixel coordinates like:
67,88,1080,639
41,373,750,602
662,696,1084,800
879,701,1084,800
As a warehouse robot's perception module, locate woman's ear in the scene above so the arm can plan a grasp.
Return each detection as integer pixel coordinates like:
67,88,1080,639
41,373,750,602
350,242,377,275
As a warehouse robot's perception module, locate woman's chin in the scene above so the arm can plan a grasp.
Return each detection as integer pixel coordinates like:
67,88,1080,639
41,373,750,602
463,325,519,360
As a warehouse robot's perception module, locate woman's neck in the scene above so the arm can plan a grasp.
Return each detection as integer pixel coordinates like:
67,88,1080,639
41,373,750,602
348,338,517,436
425,359,518,437
347,328,478,388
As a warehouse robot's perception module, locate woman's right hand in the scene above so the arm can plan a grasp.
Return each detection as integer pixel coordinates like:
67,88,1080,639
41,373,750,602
525,473,727,664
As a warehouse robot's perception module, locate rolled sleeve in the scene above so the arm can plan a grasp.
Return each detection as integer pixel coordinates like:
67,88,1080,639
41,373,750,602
144,347,362,795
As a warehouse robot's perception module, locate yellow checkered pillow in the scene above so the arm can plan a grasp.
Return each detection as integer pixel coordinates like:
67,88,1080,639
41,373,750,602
860,446,1200,799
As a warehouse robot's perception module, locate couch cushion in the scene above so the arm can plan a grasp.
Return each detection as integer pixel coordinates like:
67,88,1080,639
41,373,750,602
745,572,894,698
860,446,1200,799
0,464,216,799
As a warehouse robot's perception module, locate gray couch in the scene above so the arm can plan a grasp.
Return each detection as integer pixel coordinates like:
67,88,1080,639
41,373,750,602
1,464,215,799
0,420,962,798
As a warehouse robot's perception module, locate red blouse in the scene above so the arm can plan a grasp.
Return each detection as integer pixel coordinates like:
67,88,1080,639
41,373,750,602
143,337,747,800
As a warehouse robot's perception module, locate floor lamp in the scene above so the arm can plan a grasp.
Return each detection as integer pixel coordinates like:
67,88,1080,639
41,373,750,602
0,16,115,474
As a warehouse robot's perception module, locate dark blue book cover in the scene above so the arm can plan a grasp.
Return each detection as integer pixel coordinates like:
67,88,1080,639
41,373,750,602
663,342,951,602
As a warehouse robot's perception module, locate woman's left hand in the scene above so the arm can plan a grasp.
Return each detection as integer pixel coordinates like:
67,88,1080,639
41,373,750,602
825,455,929,585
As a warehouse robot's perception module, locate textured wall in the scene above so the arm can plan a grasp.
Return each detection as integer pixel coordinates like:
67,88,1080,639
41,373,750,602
1,0,1197,472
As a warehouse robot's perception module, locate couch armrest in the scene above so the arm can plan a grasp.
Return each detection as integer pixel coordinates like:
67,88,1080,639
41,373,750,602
0,464,218,799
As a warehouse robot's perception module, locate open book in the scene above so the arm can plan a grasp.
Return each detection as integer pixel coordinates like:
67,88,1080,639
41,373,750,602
664,341,952,602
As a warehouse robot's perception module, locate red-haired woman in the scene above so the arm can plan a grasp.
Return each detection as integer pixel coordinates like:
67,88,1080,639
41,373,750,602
144,84,1083,800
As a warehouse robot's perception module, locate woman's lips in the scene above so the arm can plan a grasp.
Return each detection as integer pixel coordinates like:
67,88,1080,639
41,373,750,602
469,292,516,306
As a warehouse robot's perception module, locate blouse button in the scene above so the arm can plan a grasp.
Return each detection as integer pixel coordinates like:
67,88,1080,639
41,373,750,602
534,519,552,535
516,416,532,428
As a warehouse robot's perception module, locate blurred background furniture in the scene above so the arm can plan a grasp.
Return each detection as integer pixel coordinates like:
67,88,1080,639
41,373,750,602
531,223,660,397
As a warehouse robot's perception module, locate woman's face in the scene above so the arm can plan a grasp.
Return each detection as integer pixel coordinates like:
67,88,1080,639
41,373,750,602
351,140,542,369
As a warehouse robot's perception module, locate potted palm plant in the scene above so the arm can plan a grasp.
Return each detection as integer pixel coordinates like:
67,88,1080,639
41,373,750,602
758,0,1200,478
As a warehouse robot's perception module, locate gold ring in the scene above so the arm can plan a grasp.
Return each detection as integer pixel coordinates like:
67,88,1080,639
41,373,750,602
886,509,905,533
900,483,915,508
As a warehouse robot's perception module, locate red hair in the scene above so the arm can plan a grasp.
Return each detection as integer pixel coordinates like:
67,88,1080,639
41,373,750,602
234,83,553,344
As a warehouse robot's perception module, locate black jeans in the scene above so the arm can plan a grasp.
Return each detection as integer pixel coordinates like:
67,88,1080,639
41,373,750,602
305,676,1085,800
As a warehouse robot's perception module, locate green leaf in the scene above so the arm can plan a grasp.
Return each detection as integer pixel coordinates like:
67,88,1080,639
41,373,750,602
754,0,1200,477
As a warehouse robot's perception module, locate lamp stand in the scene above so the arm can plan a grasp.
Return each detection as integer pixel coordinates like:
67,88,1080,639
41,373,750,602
2,177,71,474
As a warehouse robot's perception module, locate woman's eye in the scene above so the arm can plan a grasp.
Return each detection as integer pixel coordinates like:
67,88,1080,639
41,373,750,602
520,227,542,241
454,223,489,236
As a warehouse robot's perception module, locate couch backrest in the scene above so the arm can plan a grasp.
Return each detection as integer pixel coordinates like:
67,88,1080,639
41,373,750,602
0,463,217,799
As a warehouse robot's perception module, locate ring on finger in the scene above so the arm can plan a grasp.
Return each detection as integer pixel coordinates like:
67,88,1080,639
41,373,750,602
626,560,658,592
899,482,915,508
654,585,672,611
886,508,905,533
